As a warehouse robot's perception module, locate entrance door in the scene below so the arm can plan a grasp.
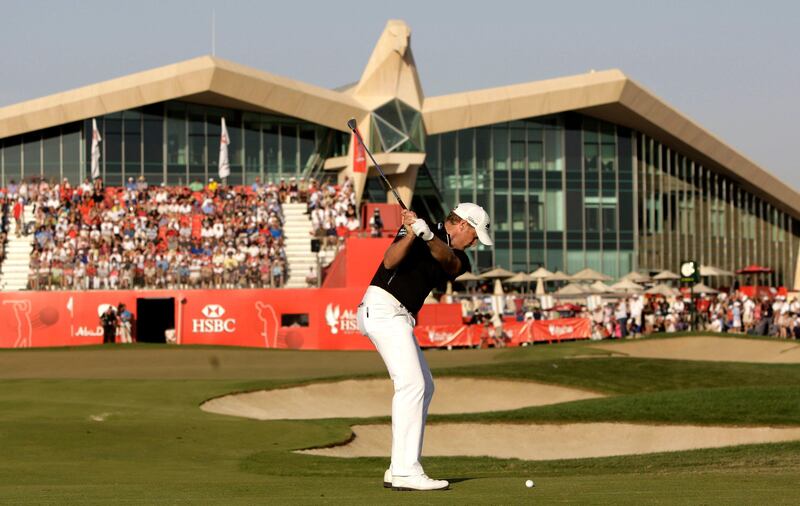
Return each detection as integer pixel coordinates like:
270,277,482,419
135,298,175,343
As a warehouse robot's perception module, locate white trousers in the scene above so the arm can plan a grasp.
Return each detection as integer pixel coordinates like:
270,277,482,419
356,286,433,477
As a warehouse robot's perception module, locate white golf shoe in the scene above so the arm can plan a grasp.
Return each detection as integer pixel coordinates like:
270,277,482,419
391,473,449,491
383,469,392,488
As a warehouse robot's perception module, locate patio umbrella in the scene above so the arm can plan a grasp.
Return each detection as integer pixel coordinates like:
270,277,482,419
504,272,535,283
622,271,651,283
645,283,679,296
556,282,590,295
455,272,482,282
700,265,736,277
529,267,553,279
570,268,613,282
692,282,719,294
552,303,583,314
492,278,505,317
653,270,680,281
535,277,545,295
546,270,572,282
610,279,644,293
589,280,613,293
736,264,774,275
480,267,515,279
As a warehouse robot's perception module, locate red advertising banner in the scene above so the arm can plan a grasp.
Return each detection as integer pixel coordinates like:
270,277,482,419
415,325,474,348
530,318,591,342
0,289,378,350
0,289,592,350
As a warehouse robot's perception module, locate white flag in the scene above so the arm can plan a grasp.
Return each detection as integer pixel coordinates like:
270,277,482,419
91,118,102,180
218,117,230,180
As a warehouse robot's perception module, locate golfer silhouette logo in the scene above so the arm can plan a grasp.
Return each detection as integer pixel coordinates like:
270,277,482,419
255,301,278,348
3,300,33,348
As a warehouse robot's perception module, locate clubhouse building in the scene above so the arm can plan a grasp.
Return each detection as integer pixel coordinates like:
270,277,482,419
1,20,798,287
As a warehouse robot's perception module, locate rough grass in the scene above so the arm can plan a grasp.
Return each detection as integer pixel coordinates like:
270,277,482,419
0,337,799,504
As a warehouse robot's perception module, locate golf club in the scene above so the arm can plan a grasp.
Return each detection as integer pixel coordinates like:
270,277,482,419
347,118,408,210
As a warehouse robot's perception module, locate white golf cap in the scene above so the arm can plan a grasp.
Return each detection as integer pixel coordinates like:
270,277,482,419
452,202,493,246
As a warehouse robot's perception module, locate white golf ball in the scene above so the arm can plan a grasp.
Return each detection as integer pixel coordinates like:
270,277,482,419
525,479,534,488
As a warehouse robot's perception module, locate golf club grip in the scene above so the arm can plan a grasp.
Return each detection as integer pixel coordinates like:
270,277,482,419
348,120,408,210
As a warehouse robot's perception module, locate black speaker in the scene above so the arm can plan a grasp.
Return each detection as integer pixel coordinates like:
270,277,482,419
310,239,321,252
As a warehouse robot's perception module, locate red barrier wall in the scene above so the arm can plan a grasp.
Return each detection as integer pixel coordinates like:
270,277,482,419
0,288,472,350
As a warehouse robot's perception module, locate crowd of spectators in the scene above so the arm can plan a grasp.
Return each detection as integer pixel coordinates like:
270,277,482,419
0,174,366,290
0,191,8,263
582,292,800,339
308,177,359,250
2,175,290,291
453,288,800,342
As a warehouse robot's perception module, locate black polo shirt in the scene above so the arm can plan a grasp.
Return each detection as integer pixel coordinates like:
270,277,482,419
369,222,471,315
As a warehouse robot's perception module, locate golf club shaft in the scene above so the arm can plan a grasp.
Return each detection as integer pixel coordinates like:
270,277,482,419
348,118,408,210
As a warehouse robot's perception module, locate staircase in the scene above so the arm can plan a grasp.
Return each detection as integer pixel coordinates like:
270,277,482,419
282,203,337,288
0,204,35,291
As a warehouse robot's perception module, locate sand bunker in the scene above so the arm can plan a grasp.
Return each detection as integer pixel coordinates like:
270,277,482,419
300,423,800,460
200,377,603,420
593,336,800,363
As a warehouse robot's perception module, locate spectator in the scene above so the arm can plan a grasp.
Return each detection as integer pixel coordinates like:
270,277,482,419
369,208,383,237
117,303,133,344
100,306,117,344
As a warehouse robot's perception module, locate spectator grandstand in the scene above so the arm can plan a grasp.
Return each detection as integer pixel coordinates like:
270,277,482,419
308,177,359,251
0,176,365,292
0,189,7,264
0,178,283,290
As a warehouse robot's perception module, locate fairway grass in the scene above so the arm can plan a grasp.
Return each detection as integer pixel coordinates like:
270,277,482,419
1,336,799,504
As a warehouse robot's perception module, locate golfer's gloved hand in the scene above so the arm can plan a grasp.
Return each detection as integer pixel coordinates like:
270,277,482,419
411,219,434,241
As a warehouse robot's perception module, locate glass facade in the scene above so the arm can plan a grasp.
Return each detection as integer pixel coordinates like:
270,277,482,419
426,112,798,286
2,103,798,286
636,133,797,287
370,99,425,154
0,100,349,187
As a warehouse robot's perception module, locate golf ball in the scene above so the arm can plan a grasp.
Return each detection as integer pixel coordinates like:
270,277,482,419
525,479,534,488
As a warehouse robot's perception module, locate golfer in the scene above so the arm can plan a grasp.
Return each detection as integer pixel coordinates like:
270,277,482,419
356,203,492,491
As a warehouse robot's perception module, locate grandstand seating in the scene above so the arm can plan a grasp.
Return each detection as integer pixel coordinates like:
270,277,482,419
0,177,359,291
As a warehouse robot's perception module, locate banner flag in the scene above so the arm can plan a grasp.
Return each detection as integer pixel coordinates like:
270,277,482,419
90,119,102,180
218,117,230,180
353,131,366,173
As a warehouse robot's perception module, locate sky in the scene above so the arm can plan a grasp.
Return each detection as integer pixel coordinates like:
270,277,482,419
1,0,798,192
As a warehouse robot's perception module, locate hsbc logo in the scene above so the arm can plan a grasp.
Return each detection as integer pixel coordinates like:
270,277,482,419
193,304,236,333
325,303,359,335
201,305,226,318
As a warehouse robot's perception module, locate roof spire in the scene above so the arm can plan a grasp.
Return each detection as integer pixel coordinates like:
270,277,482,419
352,20,424,110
